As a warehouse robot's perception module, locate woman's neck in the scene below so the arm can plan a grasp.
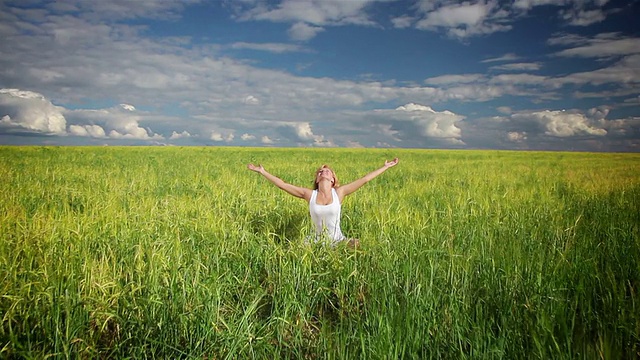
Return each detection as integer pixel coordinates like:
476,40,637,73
317,180,333,193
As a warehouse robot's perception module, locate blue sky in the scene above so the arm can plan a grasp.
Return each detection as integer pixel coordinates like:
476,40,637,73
0,0,638,151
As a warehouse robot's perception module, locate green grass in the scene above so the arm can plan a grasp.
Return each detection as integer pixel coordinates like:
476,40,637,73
1,146,639,358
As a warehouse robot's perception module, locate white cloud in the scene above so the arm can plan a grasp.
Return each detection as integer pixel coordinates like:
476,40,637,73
239,0,379,26
507,131,527,142
416,1,493,28
120,103,136,111
241,133,256,140
514,0,612,25
391,15,414,28
288,22,325,41
1,1,637,151
210,131,224,142
551,33,640,58
375,124,401,141
292,122,315,140
489,62,542,72
497,106,512,114
481,53,520,63
513,0,563,11
170,130,191,139
0,88,66,134
489,74,548,85
345,140,365,148
210,131,234,142
601,117,640,137
52,0,200,21
425,74,484,85
563,9,606,26
230,42,309,53
69,124,107,138
376,141,394,148
0,88,167,141
278,122,334,146
553,54,640,86
235,0,618,40
374,103,465,143
261,135,274,144
415,0,511,38
405,0,621,39
65,104,163,140
233,0,386,40
512,109,607,137
244,95,260,105
395,103,464,139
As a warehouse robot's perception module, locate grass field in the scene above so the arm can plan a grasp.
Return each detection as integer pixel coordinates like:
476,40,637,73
1,146,639,359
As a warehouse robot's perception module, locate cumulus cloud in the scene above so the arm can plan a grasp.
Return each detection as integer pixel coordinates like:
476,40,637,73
1,1,637,151
69,124,107,138
375,124,401,142
170,130,191,139
601,116,640,137
0,89,168,141
511,109,607,137
292,122,315,140
373,103,465,145
120,104,136,111
507,131,527,142
345,140,365,148
462,106,639,150
395,103,464,139
277,122,335,146
241,133,256,140
65,103,163,140
210,131,234,142
0,88,66,134
244,95,260,105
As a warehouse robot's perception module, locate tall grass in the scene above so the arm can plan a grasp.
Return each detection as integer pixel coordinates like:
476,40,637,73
1,146,638,358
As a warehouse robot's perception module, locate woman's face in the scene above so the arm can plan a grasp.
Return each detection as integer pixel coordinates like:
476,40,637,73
316,167,334,184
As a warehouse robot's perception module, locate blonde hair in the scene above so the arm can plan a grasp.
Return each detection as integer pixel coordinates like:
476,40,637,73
313,164,339,190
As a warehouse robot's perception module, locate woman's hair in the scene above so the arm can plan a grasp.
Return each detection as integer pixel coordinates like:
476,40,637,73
313,164,339,190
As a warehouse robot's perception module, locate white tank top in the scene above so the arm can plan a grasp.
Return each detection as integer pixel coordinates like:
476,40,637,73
309,188,345,243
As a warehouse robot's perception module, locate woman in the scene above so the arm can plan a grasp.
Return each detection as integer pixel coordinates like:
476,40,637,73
247,158,399,247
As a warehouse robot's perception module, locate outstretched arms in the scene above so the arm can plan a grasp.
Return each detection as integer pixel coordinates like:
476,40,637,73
336,158,399,201
247,164,311,201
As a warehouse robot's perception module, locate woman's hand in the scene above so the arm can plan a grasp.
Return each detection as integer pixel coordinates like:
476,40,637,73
384,158,399,168
247,163,264,174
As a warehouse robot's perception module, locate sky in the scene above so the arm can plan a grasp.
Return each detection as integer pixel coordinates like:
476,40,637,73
0,0,639,151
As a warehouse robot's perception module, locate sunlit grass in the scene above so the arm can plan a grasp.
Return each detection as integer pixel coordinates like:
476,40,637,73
1,146,639,358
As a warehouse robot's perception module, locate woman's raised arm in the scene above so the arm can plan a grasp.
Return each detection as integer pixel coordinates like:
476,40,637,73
247,164,311,201
336,158,399,201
